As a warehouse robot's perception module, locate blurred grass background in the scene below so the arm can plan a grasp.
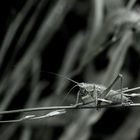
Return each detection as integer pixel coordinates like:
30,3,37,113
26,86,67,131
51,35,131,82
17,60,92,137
0,0,140,140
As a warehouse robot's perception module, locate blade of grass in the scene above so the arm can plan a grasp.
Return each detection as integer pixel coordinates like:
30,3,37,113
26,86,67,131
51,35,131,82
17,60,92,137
0,0,34,68
1,0,49,78
70,0,105,77
53,32,85,95
102,30,133,86
0,0,77,111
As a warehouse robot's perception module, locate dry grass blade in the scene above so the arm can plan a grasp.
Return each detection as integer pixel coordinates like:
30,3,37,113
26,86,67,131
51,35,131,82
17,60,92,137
0,0,76,112
103,30,133,85
0,0,34,67
70,0,105,76
54,32,85,95
127,0,137,9
0,57,46,138
27,56,44,107
1,0,49,77
0,73,26,111
0,110,66,123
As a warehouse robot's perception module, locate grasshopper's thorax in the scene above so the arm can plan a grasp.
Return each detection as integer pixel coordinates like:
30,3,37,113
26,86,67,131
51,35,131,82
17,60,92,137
78,83,95,96
78,83,105,104
94,84,105,92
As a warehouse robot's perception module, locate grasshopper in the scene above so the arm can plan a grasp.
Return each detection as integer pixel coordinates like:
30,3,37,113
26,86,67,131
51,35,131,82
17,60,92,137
53,73,140,107
75,74,128,107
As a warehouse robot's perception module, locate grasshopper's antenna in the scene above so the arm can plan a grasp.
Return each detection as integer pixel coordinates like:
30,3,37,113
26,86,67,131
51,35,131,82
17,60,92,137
44,71,79,85
60,84,78,106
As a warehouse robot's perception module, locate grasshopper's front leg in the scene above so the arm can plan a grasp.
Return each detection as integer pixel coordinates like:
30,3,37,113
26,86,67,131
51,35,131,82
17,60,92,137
94,89,98,107
120,74,123,104
75,90,80,105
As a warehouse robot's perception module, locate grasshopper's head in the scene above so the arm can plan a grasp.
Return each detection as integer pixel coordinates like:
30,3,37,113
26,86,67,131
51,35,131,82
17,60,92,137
78,83,95,96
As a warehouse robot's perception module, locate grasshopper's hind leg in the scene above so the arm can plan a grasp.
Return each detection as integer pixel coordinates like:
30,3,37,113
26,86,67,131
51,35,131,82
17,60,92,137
108,74,125,105
102,74,124,104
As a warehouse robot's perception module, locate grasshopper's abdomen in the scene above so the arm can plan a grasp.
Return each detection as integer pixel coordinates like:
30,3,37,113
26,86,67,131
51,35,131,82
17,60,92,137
106,90,131,103
79,83,132,105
